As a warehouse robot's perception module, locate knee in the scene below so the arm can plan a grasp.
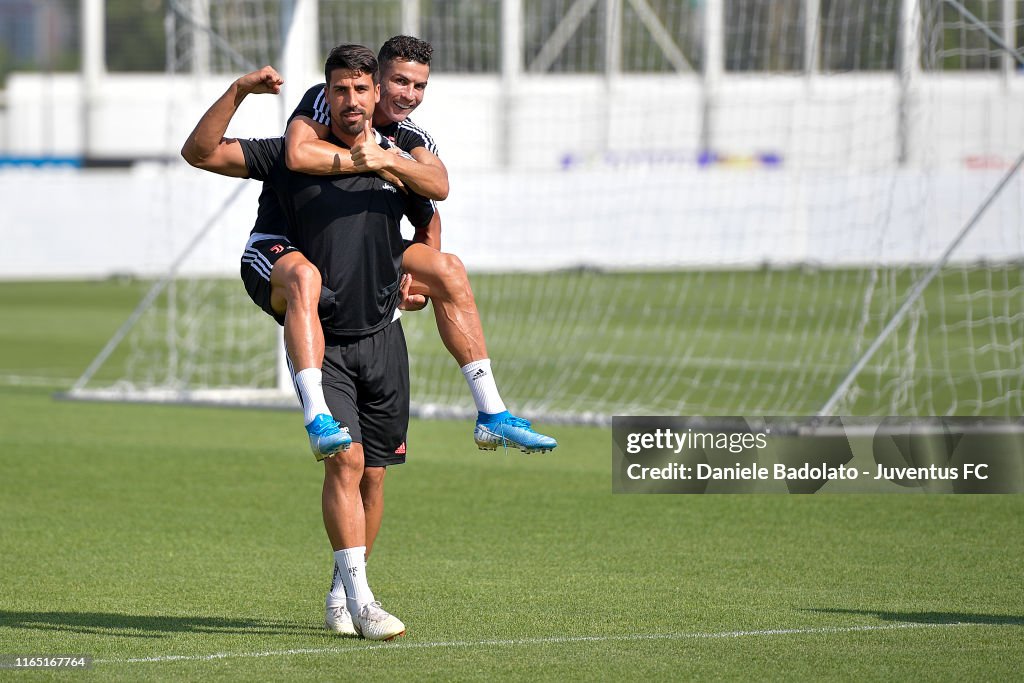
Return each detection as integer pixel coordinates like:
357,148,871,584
360,468,386,509
279,258,321,302
324,448,364,486
361,467,386,498
436,254,472,301
291,261,321,297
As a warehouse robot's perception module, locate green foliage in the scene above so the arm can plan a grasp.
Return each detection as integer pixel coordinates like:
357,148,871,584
106,0,167,72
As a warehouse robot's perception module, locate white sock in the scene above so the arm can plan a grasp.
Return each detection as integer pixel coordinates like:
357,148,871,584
461,359,507,415
328,557,347,606
334,546,374,613
328,553,370,606
293,367,332,425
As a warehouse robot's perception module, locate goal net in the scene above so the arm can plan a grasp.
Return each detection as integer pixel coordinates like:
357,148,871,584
68,0,1024,422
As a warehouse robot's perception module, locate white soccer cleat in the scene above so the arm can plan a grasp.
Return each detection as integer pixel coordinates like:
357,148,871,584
474,411,558,453
351,601,406,641
325,598,357,636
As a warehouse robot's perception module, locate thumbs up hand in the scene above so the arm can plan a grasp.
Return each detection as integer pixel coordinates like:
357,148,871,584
351,119,388,172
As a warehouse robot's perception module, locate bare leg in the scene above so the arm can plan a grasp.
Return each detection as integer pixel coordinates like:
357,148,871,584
402,244,486,366
268,251,349,459
324,443,404,635
402,244,558,452
322,443,366,550
360,466,387,560
270,251,324,372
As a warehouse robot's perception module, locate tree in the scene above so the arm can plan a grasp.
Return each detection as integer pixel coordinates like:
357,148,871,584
106,0,166,71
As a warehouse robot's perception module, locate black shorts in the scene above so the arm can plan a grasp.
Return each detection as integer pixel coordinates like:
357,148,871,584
322,320,410,467
240,232,300,325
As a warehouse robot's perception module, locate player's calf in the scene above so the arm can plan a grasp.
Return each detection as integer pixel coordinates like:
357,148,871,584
241,238,343,459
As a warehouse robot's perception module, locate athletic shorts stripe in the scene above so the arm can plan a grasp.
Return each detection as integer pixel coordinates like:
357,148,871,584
247,231,289,245
242,249,273,280
239,234,299,325
242,250,273,281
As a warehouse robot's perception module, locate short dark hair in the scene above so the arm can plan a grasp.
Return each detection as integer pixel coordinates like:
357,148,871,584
324,44,379,84
378,35,433,67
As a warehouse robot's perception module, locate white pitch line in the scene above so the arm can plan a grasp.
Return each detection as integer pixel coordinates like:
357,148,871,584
94,621,975,666
0,374,73,388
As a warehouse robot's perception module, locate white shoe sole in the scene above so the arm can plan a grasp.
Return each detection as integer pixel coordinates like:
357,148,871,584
475,433,555,454
358,627,405,641
325,619,358,636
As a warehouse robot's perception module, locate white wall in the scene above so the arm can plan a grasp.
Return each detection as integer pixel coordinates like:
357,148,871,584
2,164,1020,279
4,73,285,160
4,72,1024,170
1,72,1021,279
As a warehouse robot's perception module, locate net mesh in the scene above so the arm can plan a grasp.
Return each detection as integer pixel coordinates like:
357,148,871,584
70,0,1024,422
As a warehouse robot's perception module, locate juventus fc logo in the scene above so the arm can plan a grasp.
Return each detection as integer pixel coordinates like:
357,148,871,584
270,244,285,254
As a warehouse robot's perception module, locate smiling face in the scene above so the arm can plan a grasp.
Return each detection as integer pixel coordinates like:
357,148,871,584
326,68,380,142
373,59,429,126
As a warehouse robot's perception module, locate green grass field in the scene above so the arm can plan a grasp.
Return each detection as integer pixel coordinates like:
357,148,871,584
1,280,1022,680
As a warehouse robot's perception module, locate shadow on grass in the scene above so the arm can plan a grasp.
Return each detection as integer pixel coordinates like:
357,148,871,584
807,608,1024,627
0,611,323,639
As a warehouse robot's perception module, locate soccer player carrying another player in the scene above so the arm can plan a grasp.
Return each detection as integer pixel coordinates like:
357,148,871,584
242,36,557,460
182,47,425,641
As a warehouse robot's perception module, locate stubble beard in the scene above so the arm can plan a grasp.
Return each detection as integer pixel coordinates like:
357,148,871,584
336,110,366,138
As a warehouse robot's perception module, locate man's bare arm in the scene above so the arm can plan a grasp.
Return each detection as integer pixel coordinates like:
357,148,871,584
286,113,448,199
398,209,442,312
284,115,409,188
412,209,442,251
351,132,450,200
181,66,283,176
283,115,358,175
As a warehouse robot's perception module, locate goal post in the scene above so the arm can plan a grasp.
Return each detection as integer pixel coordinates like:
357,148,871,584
66,0,1024,422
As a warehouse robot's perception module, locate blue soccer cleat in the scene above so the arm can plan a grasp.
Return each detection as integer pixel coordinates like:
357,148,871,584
474,411,557,453
306,414,352,460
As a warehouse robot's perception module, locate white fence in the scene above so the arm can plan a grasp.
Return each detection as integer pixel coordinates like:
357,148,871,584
3,162,1020,279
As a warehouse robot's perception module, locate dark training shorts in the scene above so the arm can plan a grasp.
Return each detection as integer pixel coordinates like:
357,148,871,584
240,232,300,325
322,320,410,467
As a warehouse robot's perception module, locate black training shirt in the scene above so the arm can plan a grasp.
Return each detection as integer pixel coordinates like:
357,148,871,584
239,135,434,337
249,83,439,238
